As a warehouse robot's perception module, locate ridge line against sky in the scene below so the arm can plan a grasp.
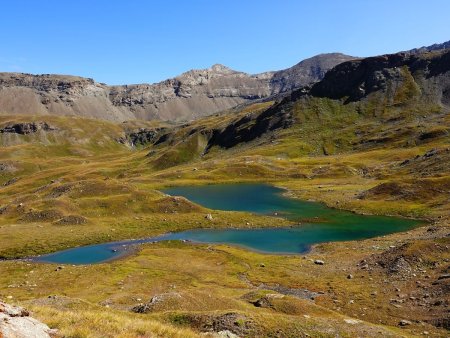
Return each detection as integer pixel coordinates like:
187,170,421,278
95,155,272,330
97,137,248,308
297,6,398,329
1,0,450,85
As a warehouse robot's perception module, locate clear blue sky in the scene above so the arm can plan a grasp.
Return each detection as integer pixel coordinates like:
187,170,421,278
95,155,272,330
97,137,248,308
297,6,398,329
1,0,449,84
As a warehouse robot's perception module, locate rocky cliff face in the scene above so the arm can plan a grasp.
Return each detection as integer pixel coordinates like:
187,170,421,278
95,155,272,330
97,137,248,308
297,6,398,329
0,54,354,122
108,63,275,121
0,73,134,121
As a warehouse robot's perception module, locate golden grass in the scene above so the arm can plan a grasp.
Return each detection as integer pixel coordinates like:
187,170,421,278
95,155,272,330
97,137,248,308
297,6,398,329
29,305,200,338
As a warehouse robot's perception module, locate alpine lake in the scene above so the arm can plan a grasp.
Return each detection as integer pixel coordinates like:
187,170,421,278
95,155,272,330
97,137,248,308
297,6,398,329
34,184,421,264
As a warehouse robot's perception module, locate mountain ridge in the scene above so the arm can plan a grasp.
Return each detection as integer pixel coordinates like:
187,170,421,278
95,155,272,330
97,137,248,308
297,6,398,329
0,40,448,123
0,53,355,121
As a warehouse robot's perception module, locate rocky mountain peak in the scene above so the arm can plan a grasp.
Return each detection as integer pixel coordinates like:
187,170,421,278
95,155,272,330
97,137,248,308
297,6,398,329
269,53,356,93
177,63,239,81
209,64,237,74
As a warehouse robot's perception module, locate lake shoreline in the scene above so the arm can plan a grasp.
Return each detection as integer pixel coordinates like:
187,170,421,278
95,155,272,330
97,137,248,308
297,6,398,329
24,183,421,265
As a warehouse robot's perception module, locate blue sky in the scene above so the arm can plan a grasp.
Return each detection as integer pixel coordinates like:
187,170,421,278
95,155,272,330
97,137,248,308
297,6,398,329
1,0,449,84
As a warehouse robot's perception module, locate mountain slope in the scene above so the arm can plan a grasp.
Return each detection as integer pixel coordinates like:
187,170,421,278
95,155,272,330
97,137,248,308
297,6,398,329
269,53,355,93
0,53,354,122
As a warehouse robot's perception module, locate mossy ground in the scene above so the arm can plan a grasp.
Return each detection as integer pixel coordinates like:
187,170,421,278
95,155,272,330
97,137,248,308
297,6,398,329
0,98,448,337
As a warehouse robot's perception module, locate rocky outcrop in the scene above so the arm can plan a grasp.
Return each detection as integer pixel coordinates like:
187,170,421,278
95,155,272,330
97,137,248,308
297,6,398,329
20,209,64,222
171,312,253,337
118,127,166,147
131,292,182,314
0,54,353,122
0,301,57,338
0,163,17,172
398,148,450,177
0,122,56,134
53,215,88,225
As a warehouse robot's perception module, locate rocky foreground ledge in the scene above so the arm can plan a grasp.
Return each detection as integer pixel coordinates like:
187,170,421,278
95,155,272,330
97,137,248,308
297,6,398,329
0,301,57,338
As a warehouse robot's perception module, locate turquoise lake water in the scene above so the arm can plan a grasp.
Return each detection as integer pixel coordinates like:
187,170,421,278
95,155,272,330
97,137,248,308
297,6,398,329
34,184,421,264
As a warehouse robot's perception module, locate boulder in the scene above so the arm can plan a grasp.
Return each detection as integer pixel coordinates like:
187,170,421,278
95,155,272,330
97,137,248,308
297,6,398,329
399,319,412,326
131,292,182,314
53,215,87,225
0,300,57,337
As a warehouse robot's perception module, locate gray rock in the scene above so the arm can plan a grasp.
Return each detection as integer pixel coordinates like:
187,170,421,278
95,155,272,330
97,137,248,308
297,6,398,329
0,300,57,337
399,319,412,326
215,330,240,338
131,292,182,314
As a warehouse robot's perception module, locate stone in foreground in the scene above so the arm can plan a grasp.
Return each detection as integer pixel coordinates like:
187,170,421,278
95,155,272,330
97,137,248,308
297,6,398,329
0,301,57,338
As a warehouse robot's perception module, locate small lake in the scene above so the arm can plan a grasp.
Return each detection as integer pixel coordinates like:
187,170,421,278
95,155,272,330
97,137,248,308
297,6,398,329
34,184,421,264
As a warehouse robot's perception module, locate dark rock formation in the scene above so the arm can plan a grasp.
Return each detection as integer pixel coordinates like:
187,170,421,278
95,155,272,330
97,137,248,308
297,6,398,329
119,127,166,147
0,122,56,134
205,103,294,151
306,49,450,104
